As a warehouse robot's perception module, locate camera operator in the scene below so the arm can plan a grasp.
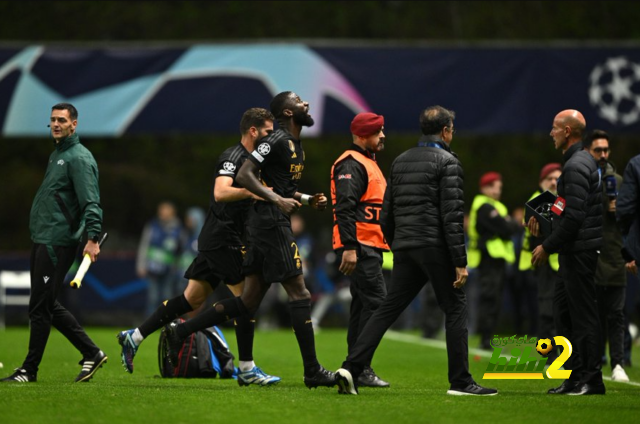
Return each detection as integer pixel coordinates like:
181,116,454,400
585,130,630,382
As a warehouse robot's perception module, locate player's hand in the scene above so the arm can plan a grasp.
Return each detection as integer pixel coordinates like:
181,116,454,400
310,193,328,211
527,216,541,237
531,245,549,267
339,249,357,276
453,267,468,288
83,240,100,263
276,197,301,215
626,260,637,276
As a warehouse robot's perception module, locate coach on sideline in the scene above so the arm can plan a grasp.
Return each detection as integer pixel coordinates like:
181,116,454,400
1,103,107,384
335,106,497,396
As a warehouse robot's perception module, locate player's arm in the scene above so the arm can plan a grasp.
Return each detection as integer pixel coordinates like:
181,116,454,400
214,175,262,202
236,159,300,215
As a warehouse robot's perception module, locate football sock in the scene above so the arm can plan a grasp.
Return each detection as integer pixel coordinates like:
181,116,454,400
289,299,320,375
139,294,193,338
132,328,143,346
177,297,246,339
234,313,255,362
239,360,256,372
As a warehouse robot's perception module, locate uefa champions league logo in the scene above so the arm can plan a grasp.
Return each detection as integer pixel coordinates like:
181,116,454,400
589,56,640,126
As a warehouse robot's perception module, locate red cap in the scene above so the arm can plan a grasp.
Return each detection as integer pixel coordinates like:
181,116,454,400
351,112,384,137
479,172,502,188
539,163,562,182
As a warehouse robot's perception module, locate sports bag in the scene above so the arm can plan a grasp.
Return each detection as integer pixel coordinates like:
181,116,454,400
158,318,237,379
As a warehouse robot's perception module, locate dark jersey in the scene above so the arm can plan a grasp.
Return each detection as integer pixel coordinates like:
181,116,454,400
198,143,253,250
247,128,305,228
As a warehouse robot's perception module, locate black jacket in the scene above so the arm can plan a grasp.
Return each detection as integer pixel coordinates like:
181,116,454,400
381,135,467,267
542,142,603,254
617,154,640,262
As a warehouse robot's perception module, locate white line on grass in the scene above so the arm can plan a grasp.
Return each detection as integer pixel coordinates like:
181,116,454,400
384,330,640,387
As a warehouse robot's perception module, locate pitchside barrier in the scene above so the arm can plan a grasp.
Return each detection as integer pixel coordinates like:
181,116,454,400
0,270,30,329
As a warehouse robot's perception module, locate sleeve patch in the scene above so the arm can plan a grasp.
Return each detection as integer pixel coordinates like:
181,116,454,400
338,174,352,180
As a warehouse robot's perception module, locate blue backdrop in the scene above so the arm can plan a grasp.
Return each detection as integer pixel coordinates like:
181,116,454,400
2,44,640,136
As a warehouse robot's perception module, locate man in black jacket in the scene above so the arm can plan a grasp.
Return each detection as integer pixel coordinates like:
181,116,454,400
617,153,640,276
335,105,497,396
530,109,604,395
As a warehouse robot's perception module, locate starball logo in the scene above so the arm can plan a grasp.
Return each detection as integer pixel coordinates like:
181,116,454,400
482,335,573,380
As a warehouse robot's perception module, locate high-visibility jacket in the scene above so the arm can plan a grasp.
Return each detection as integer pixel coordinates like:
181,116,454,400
518,191,559,272
467,194,515,268
331,150,389,251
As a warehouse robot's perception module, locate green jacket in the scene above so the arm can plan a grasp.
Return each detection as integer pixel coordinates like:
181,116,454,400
29,133,102,247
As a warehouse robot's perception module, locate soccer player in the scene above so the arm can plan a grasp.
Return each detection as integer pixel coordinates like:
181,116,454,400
117,108,280,386
166,91,336,389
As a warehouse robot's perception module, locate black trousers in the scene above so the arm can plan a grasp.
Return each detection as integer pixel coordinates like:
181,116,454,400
596,285,626,369
343,248,473,389
23,244,100,375
476,255,506,346
340,246,387,366
533,262,559,360
555,250,603,385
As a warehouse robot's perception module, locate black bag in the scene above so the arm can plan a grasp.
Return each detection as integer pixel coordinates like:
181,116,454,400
158,318,237,379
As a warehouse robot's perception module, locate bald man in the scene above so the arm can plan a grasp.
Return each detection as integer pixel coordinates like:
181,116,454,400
529,109,605,395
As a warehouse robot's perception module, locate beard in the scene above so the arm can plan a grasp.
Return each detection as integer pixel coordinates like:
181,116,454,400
293,109,314,127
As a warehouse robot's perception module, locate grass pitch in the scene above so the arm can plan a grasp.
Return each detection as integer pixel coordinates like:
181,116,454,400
1,327,639,424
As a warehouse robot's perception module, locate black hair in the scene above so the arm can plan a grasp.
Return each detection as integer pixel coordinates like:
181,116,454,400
583,129,610,149
419,105,455,136
51,103,78,120
269,91,294,119
239,108,275,134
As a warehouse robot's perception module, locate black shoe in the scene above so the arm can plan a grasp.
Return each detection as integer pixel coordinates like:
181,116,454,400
336,368,358,395
164,322,186,367
547,380,578,394
568,383,606,396
1,368,37,383
75,350,108,382
447,382,498,396
357,366,390,388
304,365,336,389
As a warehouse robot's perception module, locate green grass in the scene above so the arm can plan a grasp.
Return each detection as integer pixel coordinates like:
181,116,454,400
1,327,639,424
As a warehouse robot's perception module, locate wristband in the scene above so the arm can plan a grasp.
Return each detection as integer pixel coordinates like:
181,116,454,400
300,194,311,206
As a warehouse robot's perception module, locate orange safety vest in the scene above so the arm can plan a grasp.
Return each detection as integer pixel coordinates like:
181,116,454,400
331,150,389,251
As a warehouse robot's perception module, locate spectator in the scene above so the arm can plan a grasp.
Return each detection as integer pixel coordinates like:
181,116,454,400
584,129,629,382
136,201,183,315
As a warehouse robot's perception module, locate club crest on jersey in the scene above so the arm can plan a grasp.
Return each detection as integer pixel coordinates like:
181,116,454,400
288,140,295,152
257,143,271,156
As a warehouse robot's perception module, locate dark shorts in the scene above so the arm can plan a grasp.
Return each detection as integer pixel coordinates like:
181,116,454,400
183,246,245,287
242,225,303,284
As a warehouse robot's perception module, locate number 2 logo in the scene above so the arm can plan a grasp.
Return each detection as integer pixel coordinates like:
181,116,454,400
546,336,573,379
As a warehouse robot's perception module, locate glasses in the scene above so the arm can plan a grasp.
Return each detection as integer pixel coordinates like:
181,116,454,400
592,147,609,154
447,126,456,134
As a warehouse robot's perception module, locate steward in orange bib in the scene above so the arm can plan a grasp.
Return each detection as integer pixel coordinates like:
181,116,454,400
330,112,389,388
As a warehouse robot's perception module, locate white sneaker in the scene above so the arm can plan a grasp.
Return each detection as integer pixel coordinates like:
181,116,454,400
611,364,630,382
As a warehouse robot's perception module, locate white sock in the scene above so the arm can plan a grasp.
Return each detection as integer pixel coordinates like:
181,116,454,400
132,328,144,346
239,361,255,372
